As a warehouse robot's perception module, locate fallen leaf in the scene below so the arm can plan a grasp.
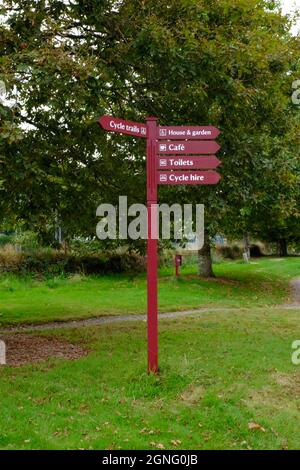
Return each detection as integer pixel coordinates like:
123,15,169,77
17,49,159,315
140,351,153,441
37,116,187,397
140,428,155,435
248,421,266,432
171,439,182,447
150,442,165,449
156,443,165,450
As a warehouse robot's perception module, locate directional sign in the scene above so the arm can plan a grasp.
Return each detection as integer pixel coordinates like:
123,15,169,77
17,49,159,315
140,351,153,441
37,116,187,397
98,115,147,138
99,114,222,375
158,126,220,140
158,171,221,185
157,156,221,170
157,141,220,155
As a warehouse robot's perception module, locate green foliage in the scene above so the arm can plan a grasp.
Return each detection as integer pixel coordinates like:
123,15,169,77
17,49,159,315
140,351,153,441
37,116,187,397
0,233,14,247
0,0,299,248
215,244,243,260
12,230,39,252
0,246,146,276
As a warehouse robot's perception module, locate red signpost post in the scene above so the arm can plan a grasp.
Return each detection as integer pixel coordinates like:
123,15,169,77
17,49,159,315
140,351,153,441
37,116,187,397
146,117,159,374
98,116,221,374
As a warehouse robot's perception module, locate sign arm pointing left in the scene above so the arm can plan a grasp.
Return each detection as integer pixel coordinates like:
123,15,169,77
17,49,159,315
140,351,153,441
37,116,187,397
99,115,148,138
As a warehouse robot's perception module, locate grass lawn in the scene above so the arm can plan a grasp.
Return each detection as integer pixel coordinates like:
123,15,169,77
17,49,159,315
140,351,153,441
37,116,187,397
1,308,300,450
0,257,299,326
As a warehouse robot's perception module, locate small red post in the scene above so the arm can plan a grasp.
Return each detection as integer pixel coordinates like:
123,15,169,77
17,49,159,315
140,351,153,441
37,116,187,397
175,254,182,277
175,257,179,277
146,117,158,374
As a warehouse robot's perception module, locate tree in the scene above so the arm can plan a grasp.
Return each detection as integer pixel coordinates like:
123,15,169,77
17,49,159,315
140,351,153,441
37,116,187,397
222,120,300,256
1,0,299,274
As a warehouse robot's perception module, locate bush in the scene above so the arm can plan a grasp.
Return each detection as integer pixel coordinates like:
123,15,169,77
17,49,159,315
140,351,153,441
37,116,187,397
214,244,243,260
20,253,68,275
68,238,105,257
65,252,146,275
250,244,263,257
0,245,22,272
0,247,146,276
12,231,39,252
65,256,108,275
0,234,14,247
110,252,146,274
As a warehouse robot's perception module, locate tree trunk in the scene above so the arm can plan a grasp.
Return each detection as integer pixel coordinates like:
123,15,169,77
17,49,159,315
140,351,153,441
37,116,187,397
277,239,288,257
198,230,215,278
243,232,250,259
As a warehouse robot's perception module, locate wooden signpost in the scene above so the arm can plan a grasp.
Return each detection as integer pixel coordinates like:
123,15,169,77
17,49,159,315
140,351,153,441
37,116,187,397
98,116,221,374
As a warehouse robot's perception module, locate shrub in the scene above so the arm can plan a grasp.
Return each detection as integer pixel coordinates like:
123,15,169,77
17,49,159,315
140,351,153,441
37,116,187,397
0,245,23,272
0,234,14,247
0,247,146,276
110,252,146,274
20,253,68,275
214,244,243,260
12,231,39,252
250,244,263,257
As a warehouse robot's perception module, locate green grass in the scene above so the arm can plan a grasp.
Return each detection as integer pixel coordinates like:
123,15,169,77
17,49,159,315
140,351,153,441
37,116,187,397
0,257,299,326
1,308,300,450
1,257,300,449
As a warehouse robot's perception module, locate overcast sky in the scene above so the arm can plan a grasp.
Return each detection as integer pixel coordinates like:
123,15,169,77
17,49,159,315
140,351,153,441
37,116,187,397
281,0,300,34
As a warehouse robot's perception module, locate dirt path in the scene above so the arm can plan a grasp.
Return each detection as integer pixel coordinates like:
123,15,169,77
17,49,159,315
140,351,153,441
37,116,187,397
1,305,300,334
0,334,88,366
0,308,231,334
1,277,300,334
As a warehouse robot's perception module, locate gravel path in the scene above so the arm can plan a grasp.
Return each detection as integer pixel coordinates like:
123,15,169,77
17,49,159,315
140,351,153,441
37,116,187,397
0,308,231,333
1,278,300,334
1,305,300,334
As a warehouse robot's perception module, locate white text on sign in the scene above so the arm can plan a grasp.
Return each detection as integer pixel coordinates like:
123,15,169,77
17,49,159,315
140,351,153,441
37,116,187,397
157,126,220,140
157,141,220,155
157,156,221,170
158,171,221,185
109,120,147,135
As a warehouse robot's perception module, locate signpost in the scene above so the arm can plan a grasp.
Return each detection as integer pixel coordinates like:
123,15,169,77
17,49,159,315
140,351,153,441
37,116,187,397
158,170,221,185
157,156,221,170
157,141,220,155
99,115,147,138
98,115,221,374
157,126,220,140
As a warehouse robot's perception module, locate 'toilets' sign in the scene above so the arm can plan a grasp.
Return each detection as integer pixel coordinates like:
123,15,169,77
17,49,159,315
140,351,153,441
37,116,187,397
157,156,221,170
